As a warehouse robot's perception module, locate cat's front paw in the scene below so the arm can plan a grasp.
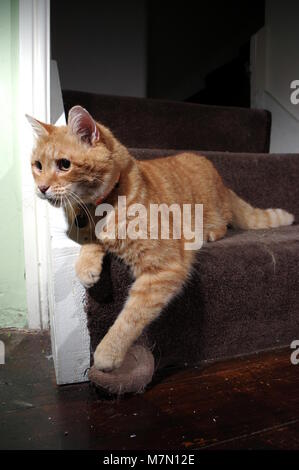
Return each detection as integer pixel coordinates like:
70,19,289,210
94,342,124,372
75,254,102,288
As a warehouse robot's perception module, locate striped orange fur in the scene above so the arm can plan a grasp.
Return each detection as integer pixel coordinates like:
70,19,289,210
28,107,294,372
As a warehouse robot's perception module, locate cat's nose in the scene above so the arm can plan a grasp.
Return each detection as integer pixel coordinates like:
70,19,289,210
38,185,49,194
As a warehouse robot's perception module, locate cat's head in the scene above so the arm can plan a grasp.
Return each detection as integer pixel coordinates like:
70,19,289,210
27,106,119,205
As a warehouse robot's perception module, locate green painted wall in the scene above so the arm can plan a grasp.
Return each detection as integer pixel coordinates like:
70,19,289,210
0,0,27,328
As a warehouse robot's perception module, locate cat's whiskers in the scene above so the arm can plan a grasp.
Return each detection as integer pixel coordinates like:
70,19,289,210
67,190,95,228
67,191,94,241
64,194,79,242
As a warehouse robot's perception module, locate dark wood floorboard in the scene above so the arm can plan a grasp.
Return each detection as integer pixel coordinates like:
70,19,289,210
0,330,298,450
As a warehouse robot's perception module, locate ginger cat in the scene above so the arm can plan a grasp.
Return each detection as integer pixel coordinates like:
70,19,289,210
28,106,294,372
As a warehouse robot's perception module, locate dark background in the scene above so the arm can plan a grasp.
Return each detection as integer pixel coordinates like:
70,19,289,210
51,0,265,107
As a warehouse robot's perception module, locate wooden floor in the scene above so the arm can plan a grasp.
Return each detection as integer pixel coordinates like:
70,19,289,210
0,330,299,450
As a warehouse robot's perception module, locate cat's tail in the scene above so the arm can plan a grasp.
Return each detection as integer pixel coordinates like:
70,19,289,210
228,189,294,230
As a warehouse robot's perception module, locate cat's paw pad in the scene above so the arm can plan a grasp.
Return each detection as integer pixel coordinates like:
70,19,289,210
94,346,123,372
75,258,102,288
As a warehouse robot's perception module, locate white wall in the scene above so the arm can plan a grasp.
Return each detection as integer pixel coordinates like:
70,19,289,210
251,0,299,152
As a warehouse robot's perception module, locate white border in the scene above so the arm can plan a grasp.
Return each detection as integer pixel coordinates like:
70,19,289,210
49,61,90,384
19,0,51,329
19,2,90,382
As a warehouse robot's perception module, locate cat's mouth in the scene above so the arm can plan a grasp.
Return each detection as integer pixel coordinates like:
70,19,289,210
36,189,65,205
36,184,94,208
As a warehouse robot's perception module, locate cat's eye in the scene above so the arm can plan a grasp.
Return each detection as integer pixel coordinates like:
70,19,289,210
57,158,71,171
35,161,42,171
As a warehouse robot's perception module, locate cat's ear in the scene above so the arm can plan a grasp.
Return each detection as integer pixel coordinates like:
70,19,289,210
26,114,54,137
68,106,100,145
